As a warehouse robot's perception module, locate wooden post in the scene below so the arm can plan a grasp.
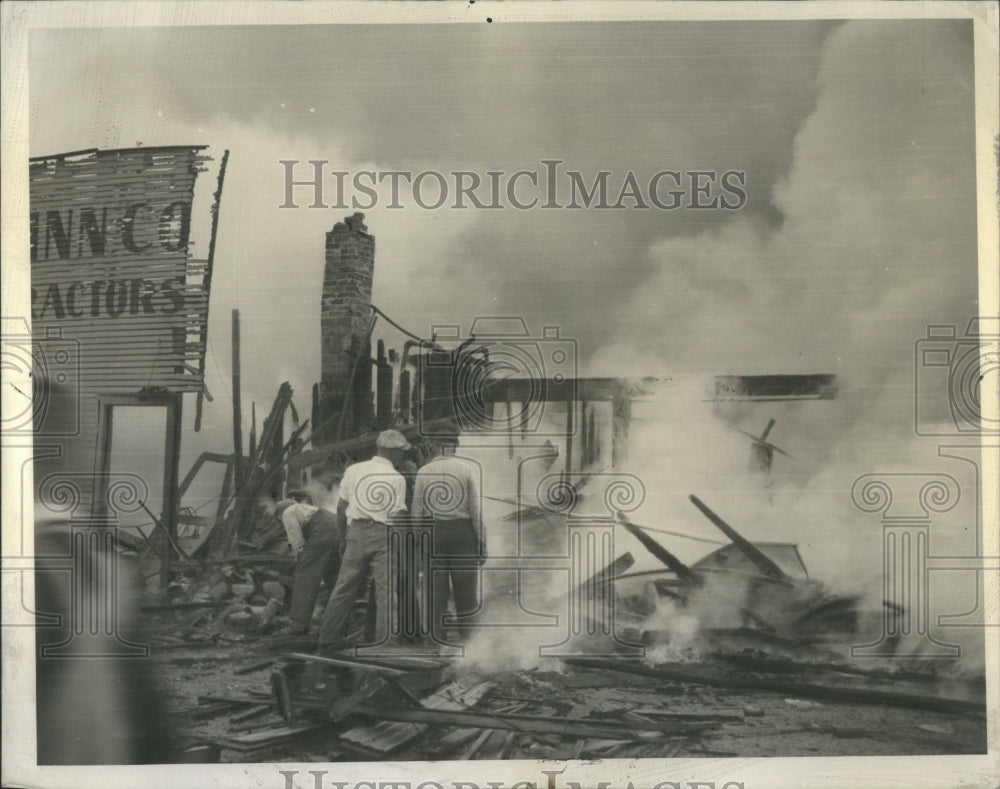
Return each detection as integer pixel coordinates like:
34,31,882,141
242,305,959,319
311,383,321,443
376,339,393,429
160,393,183,589
398,369,411,424
248,402,257,461
222,383,293,553
232,309,244,488
194,149,230,432
93,403,116,519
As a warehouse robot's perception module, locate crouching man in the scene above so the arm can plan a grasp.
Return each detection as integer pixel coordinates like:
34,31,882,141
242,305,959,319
274,490,342,636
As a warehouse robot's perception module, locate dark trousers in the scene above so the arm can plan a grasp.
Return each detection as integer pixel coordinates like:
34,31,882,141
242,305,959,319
431,518,479,642
289,509,342,630
396,537,423,641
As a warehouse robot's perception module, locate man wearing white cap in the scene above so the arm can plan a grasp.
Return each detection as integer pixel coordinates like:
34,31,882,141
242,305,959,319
316,429,410,650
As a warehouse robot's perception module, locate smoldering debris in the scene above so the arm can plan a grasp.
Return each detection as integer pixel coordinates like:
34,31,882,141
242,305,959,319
150,637,987,762
613,495,878,653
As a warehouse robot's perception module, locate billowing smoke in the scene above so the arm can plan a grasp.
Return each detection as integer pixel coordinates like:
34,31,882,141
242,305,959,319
586,21,982,666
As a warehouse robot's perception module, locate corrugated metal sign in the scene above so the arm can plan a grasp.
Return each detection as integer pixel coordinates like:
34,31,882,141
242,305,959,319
29,146,214,394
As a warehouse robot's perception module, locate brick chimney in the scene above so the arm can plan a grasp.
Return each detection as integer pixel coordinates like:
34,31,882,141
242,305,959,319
318,213,374,442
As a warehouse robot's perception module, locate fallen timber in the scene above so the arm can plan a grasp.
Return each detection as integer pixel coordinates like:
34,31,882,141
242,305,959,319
617,515,701,586
171,633,987,760
617,494,875,641
564,658,984,715
348,706,720,739
572,551,635,599
338,677,494,754
688,495,789,581
616,511,780,633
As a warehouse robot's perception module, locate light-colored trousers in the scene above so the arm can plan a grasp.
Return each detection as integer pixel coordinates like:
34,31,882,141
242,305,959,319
317,518,388,647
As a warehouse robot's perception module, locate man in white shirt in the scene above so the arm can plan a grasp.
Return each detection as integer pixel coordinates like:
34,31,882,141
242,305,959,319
316,429,410,650
273,490,342,635
411,421,485,644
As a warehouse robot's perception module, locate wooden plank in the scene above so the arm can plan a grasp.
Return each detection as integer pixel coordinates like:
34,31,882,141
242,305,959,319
630,707,744,721
339,678,493,754
688,495,790,581
288,650,445,672
617,515,701,585
572,551,634,598
231,309,244,489
566,658,986,715
350,706,713,739
230,705,273,724
475,730,516,760
198,694,271,706
190,701,243,721
459,729,493,760
217,722,325,750
287,652,408,676
233,659,275,676
436,727,483,753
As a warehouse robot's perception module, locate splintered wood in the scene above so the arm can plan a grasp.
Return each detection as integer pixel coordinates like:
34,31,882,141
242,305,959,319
159,642,987,761
339,678,494,754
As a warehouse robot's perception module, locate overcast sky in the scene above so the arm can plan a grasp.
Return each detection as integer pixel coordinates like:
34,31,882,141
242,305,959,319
26,20,985,600
29,20,977,381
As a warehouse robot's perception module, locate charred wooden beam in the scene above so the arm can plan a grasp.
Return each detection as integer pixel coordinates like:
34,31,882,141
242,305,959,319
193,149,230,433
565,658,984,715
229,705,273,724
231,309,244,489
616,515,701,586
572,552,634,598
375,339,394,430
688,495,789,581
209,382,294,555
287,652,409,676
233,659,275,676
214,722,325,750
339,678,494,754
349,706,716,739
159,393,184,589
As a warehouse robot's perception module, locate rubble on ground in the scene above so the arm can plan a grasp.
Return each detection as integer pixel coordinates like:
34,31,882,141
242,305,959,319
152,642,987,762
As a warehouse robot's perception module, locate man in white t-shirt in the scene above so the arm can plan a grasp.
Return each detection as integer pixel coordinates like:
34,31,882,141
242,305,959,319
316,429,410,650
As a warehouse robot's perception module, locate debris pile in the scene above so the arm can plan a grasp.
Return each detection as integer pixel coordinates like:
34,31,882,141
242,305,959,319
143,560,295,649
154,645,985,762
613,495,900,651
